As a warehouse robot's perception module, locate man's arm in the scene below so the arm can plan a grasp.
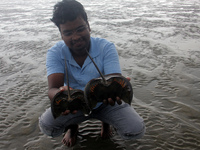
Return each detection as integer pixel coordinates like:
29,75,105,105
47,73,65,101
48,73,76,114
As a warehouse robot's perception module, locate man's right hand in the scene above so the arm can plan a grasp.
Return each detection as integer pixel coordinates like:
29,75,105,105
59,86,73,91
62,109,78,115
59,86,78,115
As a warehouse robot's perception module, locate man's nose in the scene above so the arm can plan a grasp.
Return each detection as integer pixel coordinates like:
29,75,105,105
71,32,81,41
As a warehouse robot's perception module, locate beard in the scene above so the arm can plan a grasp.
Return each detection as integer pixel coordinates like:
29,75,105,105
69,37,90,56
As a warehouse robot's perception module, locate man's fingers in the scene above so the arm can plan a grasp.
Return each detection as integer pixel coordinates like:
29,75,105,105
126,77,131,81
103,99,108,104
108,98,115,106
62,109,78,115
72,110,78,114
103,97,122,106
59,86,73,91
116,97,122,105
62,110,70,115
59,87,65,91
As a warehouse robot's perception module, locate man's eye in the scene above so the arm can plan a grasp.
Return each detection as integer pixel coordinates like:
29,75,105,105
77,27,86,32
64,32,72,36
62,26,86,37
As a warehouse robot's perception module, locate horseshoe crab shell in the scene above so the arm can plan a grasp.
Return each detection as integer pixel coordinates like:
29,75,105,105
51,89,90,119
84,74,133,110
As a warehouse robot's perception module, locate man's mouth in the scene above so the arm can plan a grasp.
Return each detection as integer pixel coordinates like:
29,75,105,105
72,40,84,47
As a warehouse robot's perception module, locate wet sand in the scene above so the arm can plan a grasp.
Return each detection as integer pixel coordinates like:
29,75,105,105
0,0,200,149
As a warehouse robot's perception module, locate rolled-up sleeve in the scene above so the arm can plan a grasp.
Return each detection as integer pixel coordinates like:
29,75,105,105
46,44,64,77
103,42,121,75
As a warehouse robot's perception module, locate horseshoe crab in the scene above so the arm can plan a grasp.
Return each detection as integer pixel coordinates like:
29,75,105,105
51,57,90,119
51,89,89,119
84,50,133,110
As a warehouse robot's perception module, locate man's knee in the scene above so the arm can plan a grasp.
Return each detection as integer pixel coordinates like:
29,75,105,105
39,116,64,137
119,122,145,140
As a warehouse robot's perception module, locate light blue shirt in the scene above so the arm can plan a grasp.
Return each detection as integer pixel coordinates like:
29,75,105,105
46,37,121,91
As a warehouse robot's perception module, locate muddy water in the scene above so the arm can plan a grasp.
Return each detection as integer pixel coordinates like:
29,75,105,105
0,0,200,149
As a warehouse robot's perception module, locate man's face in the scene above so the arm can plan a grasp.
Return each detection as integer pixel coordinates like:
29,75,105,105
60,16,91,55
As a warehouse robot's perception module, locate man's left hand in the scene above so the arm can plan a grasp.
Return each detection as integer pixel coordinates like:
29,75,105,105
102,77,131,106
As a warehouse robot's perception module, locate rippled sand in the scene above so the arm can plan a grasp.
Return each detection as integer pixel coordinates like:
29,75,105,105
0,0,200,149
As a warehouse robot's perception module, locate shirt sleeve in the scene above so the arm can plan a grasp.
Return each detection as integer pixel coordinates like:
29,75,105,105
103,42,122,75
46,45,65,77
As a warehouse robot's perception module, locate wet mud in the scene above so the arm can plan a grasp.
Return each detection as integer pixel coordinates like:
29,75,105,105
0,0,200,149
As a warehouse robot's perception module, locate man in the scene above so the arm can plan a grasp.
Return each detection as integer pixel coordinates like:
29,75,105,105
39,0,145,147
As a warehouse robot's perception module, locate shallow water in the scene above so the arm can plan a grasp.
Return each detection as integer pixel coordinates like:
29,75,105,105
0,0,200,149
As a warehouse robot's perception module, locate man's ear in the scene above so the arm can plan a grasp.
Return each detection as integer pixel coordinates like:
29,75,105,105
61,33,64,40
58,27,63,40
87,22,91,32
88,25,91,32
60,31,65,40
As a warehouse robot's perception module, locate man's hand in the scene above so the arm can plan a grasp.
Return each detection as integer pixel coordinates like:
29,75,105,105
58,86,78,115
61,110,78,115
103,77,131,106
103,97,122,106
59,86,73,91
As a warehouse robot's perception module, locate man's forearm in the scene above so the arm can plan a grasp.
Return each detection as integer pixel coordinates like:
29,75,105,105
48,88,60,102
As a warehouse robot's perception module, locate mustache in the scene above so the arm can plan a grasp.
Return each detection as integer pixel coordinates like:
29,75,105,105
71,38,83,45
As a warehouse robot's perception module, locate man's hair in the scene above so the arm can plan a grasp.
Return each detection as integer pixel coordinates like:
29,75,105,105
51,0,88,28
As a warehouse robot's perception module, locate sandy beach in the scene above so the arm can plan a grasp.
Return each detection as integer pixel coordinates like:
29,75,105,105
0,0,200,149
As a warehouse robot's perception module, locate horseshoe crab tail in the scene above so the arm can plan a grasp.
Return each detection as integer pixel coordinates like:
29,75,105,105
85,49,107,84
64,56,72,101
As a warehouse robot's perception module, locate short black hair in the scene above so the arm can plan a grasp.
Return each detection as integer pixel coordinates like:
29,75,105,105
51,0,88,28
